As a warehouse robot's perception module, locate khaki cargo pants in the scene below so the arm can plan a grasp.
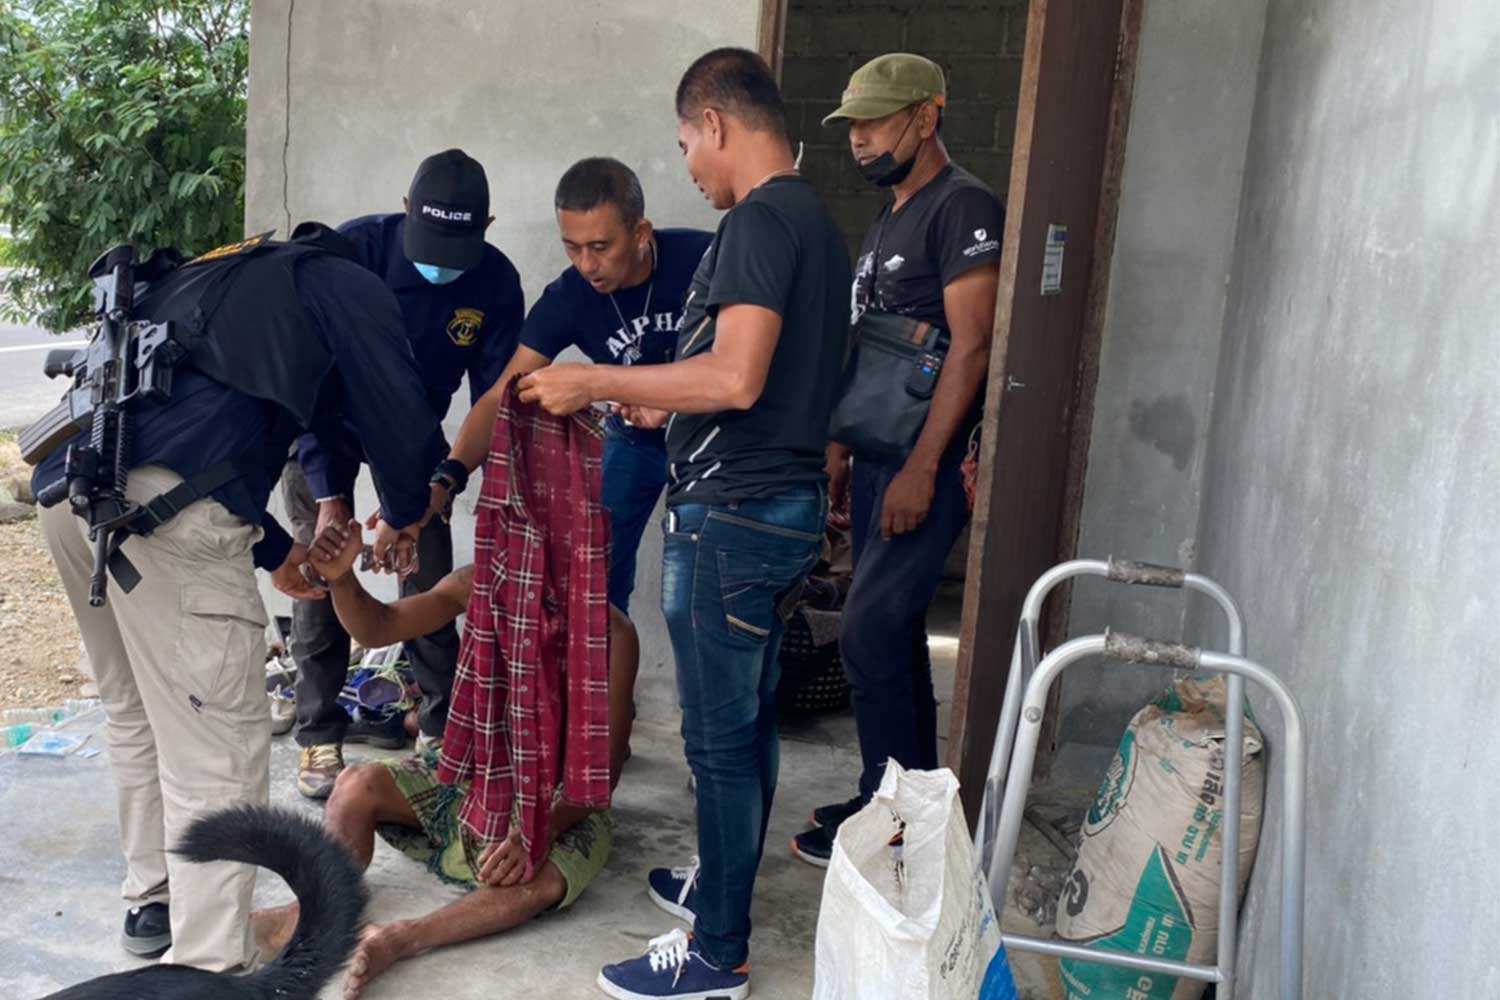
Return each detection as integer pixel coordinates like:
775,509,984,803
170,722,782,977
41,465,270,972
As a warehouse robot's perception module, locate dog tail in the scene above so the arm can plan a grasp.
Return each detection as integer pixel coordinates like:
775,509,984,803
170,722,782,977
175,804,368,997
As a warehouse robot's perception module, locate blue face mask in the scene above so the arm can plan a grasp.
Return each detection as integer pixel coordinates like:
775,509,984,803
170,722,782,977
413,261,464,285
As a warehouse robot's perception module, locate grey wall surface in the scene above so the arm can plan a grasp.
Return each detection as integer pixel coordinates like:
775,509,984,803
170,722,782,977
1195,0,1500,994
244,0,760,719
1059,0,1269,745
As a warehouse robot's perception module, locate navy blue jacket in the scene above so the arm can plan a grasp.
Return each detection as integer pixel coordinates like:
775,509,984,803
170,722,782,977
297,213,524,499
32,254,444,570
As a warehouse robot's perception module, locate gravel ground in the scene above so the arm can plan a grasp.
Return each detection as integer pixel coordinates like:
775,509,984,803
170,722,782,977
0,435,86,712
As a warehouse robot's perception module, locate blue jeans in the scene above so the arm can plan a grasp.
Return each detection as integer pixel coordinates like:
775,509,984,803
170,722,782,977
602,417,668,613
841,441,972,801
662,485,826,969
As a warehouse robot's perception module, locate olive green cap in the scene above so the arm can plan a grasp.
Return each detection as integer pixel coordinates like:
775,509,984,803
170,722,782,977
822,53,947,125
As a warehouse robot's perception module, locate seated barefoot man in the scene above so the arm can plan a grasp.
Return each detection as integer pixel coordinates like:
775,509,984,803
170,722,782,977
255,517,639,999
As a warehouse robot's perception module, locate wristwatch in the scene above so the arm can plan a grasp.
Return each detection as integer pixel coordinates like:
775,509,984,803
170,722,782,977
430,458,470,497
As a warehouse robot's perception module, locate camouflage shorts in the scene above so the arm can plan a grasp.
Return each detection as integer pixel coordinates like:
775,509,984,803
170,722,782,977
375,750,612,911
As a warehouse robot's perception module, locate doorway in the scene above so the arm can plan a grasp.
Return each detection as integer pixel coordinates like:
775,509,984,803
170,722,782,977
763,0,1142,823
769,0,1033,797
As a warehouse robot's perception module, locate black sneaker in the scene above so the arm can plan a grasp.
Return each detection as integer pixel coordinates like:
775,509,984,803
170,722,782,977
344,707,407,749
791,824,835,868
122,902,171,958
810,795,864,831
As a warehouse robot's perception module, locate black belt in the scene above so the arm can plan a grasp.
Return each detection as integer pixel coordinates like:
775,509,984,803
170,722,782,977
104,448,276,593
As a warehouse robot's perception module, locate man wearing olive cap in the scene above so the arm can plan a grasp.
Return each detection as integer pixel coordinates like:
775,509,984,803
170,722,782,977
795,53,1006,866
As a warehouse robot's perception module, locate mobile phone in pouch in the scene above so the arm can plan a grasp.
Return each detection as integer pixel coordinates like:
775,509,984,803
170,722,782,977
907,351,943,399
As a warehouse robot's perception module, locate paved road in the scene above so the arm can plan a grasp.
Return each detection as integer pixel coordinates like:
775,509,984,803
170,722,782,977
0,318,81,432
0,271,83,432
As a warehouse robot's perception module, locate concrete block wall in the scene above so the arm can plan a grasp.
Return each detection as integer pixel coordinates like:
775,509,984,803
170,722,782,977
780,0,1027,256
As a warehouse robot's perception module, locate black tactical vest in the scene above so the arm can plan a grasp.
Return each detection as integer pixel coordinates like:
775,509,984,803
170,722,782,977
136,222,358,427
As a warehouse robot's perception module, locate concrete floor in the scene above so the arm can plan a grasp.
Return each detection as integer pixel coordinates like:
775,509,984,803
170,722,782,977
1,590,969,1000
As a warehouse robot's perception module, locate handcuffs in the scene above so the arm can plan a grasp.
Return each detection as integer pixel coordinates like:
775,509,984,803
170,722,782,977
298,458,471,586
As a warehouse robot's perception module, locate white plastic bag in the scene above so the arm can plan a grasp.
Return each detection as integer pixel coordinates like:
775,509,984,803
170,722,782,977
813,762,1002,1000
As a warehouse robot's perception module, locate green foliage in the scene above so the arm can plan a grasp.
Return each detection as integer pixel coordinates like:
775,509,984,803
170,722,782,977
0,0,249,330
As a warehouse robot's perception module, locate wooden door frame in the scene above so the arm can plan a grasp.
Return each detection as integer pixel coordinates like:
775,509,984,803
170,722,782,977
947,0,1147,824
758,0,789,80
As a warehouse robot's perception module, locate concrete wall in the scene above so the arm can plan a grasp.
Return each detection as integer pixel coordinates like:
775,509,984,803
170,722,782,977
1194,0,1500,993
1058,0,1269,745
244,0,761,718
780,0,1026,257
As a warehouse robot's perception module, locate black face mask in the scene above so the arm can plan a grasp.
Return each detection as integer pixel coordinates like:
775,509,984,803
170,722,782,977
858,109,920,188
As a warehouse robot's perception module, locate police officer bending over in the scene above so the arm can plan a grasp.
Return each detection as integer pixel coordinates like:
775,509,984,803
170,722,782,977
28,224,445,973
286,149,523,800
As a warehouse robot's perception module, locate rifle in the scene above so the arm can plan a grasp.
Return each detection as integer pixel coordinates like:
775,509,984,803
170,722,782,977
25,245,186,606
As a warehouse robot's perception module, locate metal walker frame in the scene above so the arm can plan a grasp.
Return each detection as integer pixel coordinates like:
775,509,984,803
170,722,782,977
976,558,1307,1000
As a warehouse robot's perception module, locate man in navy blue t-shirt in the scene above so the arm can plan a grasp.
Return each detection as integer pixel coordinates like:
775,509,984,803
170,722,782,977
286,149,524,800
441,157,710,613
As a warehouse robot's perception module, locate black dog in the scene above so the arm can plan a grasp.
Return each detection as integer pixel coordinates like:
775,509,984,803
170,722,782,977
41,804,369,999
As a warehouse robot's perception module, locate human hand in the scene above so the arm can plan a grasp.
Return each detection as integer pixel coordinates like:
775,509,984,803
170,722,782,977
475,831,534,887
367,517,421,577
315,497,353,538
423,481,453,526
389,524,421,577
307,518,363,583
368,521,421,578
516,364,597,416
270,543,328,600
370,516,395,565
880,463,935,539
616,404,669,429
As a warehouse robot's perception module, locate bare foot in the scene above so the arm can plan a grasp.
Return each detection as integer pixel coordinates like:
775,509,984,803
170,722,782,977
343,922,415,999
249,902,300,957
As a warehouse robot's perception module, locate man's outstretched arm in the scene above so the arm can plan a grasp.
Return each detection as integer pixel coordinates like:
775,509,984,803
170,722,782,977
307,519,471,646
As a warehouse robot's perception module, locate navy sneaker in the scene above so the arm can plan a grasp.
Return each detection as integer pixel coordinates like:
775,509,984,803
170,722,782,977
122,902,171,958
597,929,749,1000
647,855,700,924
809,795,863,830
790,824,834,868
344,707,407,749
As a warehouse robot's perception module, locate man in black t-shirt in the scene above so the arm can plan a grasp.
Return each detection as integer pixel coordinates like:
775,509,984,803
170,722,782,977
792,53,1006,868
519,47,849,1000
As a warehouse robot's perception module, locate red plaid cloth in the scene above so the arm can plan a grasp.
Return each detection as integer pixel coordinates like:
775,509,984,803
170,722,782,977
438,391,612,875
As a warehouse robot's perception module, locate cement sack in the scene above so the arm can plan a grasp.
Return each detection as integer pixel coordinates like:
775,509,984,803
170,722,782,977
1055,676,1265,1000
813,762,1002,1000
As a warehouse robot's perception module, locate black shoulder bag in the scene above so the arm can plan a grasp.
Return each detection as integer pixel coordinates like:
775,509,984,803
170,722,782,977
828,218,948,461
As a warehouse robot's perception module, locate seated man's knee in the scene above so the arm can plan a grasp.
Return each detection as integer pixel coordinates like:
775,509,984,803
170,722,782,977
329,763,390,813
535,862,569,908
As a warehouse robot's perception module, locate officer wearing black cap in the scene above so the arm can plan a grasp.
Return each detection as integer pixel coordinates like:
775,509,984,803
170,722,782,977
283,149,524,800
31,222,444,971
